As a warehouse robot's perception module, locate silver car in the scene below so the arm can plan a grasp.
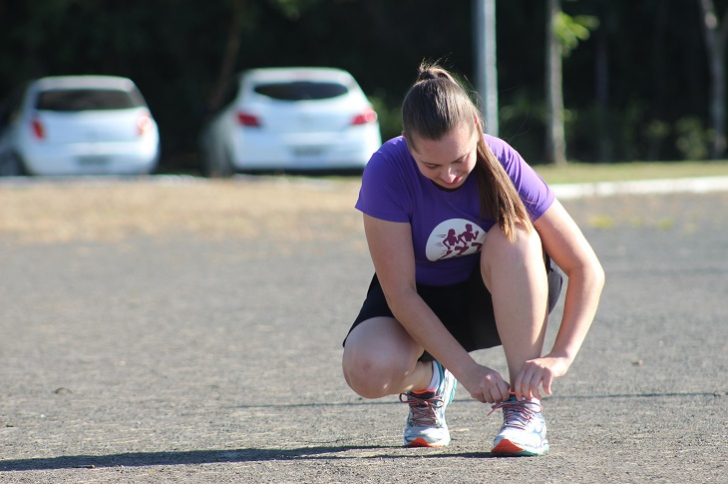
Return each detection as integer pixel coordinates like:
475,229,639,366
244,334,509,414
200,67,382,176
0,75,160,176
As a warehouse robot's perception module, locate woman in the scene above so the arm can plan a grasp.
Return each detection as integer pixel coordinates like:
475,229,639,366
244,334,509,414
342,63,604,456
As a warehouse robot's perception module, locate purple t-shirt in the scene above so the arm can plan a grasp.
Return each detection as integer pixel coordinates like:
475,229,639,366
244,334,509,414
356,135,554,286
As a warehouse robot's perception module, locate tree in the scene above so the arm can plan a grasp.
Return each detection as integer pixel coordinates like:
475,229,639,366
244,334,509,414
546,0,566,165
207,0,323,113
0,1,720,169
207,0,246,113
545,0,598,165
696,0,728,159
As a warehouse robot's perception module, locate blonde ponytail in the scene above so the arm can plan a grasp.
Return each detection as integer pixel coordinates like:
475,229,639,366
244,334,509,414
402,61,532,241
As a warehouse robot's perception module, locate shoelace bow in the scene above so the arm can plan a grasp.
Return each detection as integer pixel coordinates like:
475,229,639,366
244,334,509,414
399,392,445,426
488,398,543,430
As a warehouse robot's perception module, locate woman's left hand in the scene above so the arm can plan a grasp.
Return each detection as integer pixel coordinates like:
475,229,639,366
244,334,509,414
511,354,571,401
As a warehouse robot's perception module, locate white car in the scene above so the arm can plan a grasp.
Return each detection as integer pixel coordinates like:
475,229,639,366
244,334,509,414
200,67,382,176
0,75,160,176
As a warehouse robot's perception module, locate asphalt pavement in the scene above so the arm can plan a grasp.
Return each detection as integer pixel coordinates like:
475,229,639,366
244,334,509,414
0,180,727,483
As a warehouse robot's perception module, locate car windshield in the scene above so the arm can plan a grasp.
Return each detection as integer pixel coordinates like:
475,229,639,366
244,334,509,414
253,81,348,101
35,88,145,111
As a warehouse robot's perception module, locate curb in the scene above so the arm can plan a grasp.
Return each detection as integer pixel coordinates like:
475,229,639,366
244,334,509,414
550,176,728,199
3,175,728,199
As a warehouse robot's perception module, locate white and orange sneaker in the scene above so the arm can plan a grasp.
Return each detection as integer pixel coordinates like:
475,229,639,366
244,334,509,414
490,393,549,456
400,360,457,447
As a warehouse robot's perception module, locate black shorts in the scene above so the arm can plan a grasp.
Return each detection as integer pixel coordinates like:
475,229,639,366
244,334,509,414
344,259,563,361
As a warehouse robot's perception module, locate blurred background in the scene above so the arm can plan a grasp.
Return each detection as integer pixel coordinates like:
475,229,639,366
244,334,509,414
0,0,726,174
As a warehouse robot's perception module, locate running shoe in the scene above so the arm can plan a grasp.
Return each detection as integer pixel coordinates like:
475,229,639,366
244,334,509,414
400,360,457,447
490,393,549,456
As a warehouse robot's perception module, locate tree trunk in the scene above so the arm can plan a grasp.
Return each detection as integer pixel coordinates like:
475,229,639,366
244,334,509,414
208,0,246,113
647,0,670,161
697,0,728,159
595,3,611,162
546,0,567,165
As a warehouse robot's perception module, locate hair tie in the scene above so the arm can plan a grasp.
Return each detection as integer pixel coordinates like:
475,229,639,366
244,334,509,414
417,70,440,82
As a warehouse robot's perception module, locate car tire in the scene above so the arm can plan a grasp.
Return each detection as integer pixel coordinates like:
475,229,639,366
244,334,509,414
0,153,28,177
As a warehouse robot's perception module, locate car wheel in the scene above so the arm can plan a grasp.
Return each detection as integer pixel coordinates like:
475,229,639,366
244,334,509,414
0,153,28,177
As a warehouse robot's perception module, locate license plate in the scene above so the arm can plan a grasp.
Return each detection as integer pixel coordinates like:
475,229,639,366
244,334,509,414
77,155,109,166
293,146,323,157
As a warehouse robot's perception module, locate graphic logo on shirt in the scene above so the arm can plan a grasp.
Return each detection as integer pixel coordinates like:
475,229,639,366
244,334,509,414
425,219,486,261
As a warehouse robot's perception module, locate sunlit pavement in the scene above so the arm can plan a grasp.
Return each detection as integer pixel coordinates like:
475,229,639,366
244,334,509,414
0,179,726,482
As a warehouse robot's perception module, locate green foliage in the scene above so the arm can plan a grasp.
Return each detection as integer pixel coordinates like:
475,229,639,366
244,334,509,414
0,0,723,171
368,92,402,143
645,120,670,142
675,117,710,161
554,13,600,56
498,91,547,163
270,0,321,19
566,103,646,162
644,120,671,161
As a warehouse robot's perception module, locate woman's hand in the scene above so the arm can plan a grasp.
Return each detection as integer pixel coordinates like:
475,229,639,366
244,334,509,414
511,354,571,401
460,364,512,404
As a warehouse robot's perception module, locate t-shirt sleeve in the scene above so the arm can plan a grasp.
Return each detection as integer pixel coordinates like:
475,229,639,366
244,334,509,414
486,135,555,221
355,140,413,223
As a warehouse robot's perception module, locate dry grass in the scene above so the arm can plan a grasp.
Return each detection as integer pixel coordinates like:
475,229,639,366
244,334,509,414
0,177,363,245
3,172,727,246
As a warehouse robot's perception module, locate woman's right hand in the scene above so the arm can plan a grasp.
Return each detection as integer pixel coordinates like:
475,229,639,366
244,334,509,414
461,364,511,404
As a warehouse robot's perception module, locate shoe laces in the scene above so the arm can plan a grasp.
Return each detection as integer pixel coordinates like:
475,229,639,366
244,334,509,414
400,392,444,427
489,398,543,430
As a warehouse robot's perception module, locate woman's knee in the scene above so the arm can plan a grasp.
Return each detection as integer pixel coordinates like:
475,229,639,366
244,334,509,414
484,223,542,255
480,224,543,285
342,345,414,398
342,317,422,398
342,347,383,397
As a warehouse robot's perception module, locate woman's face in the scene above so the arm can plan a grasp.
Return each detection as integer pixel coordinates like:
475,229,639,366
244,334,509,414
407,121,479,190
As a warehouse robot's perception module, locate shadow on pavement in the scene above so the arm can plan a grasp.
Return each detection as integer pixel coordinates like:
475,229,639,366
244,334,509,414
2,445,534,472
2,392,723,472
0,445,394,471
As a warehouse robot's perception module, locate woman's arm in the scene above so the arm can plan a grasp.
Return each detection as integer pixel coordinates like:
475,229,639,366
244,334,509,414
363,214,510,401
514,199,605,399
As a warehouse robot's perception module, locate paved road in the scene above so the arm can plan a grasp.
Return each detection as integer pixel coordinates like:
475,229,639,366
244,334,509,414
1,185,727,483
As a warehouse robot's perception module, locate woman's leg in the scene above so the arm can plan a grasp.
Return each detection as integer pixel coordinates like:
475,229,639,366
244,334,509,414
342,316,432,399
344,316,458,448
480,225,549,385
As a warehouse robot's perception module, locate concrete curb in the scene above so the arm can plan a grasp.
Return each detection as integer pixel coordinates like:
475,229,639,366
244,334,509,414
3,174,728,199
551,175,728,199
